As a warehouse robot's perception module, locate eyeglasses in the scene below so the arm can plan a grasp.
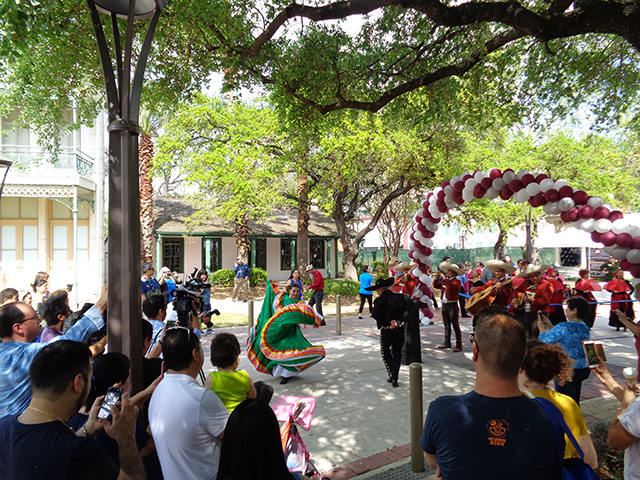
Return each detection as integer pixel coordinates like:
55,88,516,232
21,312,41,323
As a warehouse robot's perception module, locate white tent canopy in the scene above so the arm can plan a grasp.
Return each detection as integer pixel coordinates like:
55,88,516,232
535,228,601,249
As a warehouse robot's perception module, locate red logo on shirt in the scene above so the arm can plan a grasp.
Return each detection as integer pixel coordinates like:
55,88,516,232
487,419,510,446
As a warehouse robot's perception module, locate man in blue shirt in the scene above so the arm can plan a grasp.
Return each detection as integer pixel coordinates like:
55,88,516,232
422,308,561,479
141,262,161,302
0,285,107,417
232,256,250,302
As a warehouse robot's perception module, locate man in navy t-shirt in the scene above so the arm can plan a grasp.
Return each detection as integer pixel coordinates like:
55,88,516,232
421,309,561,480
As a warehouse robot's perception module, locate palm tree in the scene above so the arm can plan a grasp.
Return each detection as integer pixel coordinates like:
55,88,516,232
139,110,162,264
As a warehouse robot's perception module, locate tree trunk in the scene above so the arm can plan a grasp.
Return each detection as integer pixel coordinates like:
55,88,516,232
235,214,251,260
493,222,506,260
296,173,310,275
139,133,154,263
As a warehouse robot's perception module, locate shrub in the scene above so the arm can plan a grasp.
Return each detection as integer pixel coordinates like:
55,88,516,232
209,269,235,287
590,420,624,479
249,268,268,287
372,260,388,279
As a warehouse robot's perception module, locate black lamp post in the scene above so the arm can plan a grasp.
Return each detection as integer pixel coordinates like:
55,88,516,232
0,158,12,200
86,0,167,391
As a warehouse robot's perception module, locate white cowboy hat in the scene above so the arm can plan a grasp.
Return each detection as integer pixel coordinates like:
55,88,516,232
306,264,314,272
515,264,549,279
439,262,463,276
485,260,516,275
393,261,417,273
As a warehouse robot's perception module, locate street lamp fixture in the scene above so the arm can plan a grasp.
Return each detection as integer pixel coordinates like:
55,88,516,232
86,0,167,391
0,158,12,201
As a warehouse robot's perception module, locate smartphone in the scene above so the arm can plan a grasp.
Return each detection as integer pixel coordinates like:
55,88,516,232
97,387,123,421
583,341,607,368
166,319,176,328
66,284,73,292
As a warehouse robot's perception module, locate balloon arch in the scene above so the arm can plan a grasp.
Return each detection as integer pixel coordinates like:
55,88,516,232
409,168,640,323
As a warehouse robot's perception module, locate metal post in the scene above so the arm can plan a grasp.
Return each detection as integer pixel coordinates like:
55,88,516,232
248,300,254,334
410,362,425,473
335,294,341,335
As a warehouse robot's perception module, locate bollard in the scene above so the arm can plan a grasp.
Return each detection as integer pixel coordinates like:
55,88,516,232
248,300,254,335
410,362,425,473
335,294,342,335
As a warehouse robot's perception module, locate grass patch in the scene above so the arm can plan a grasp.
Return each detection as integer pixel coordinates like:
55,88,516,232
203,312,250,329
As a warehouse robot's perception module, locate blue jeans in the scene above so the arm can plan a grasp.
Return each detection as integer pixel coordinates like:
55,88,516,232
308,289,324,317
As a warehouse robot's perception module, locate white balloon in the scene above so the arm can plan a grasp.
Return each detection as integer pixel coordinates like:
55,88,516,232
423,257,432,267
626,249,640,264
444,185,453,196
612,247,629,260
587,196,605,208
595,218,612,233
539,178,555,192
421,217,432,227
612,219,630,235
485,188,499,200
516,169,529,179
414,231,424,242
558,197,575,211
604,204,614,211
514,189,529,203
434,186,443,195
412,267,422,277
464,179,477,191
445,198,457,209
573,218,585,229
543,203,555,214
451,175,461,184
580,219,596,232
492,177,506,190
425,222,438,232
555,179,569,189
629,226,640,238
503,170,516,183
547,202,562,215
462,189,474,202
422,238,434,247
604,245,616,255
474,171,485,183
419,273,429,283
525,183,541,196
631,278,640,288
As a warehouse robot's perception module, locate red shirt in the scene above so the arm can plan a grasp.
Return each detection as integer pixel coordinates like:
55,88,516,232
310,269,324,291
475,278,514,308
512,278,554,313
434,277,461,301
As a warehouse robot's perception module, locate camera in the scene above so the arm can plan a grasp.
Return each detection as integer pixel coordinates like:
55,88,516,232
171,268,218,327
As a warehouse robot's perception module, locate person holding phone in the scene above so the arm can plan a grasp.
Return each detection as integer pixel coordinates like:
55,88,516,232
537,296,592,405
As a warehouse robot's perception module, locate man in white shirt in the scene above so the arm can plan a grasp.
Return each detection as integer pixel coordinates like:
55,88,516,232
149,327,229,480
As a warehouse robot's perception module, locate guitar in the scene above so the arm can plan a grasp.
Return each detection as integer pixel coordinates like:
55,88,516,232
466,278,514,315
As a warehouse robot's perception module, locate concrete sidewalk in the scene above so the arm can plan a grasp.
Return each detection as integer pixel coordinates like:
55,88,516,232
201,294,638,480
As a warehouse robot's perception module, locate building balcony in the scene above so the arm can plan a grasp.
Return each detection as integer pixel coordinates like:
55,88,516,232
0,145,95,182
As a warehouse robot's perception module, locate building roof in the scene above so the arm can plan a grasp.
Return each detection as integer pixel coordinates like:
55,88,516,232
154,196,339,238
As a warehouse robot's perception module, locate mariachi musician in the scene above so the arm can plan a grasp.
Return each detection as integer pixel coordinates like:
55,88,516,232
433,262,463,352
467,259,515,328
511,264,554,339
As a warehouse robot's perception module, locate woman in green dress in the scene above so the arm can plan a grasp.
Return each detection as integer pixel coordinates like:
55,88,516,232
247,281,326,384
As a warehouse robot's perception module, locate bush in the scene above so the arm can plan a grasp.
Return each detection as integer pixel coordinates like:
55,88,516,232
209,269,235,287
372,260,388,279
303,279,360,299
590,420,624,479
249,268,268,287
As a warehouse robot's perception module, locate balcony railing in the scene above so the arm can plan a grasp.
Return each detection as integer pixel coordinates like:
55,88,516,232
0,146,95,181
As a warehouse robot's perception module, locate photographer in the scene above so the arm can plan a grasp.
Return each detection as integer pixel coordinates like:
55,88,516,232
158,266,181,305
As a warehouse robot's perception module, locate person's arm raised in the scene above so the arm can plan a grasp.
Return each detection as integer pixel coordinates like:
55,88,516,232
103,393,145,480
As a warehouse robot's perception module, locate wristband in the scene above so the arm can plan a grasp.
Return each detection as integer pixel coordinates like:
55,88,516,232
81,425,94,437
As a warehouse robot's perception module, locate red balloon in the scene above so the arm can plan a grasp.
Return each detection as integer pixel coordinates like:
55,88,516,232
609,210,624,222
418,263,428,273
463,174,473,182
590,231,602,242
632,237,640,250
437,190,445,199
620,260,633,271
617,233,634,249
600,232,617,246
473,185,486,198
545,189,559,202
431,216,441,224
500,186,513,200
529,197,539,207
503,168,515,175
454,196,465,205
452,189,463,200
410,232,416,241
453,181,465,192
572,191,588,205
416,223,427,233
630,264,640,278
436,200,447,213
489,169,502,179
422,199,430,209
593,206,610,220
424,247,433,256
480,177,493,189
508,179,523,193
415,215,422,224
424,230,435,238
408,251,415,260
578,205,594,220
566,208,580,222
560,211,570,222
536,173,548,182
441,180,450,188
521,173,535,186
558,185,574,198
534,192,547,206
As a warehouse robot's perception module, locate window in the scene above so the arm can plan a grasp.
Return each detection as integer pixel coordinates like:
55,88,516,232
22,226,38,264
309,239,325,269
1,226,16,263
202,237,222,272
254,239,266,270
280,239,294,271
162,238,183,272
52,225,68,262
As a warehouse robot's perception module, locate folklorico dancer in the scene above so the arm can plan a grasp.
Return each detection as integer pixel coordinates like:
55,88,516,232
433,262,463,352
511,264,553,339
574,269,598,328
605,269,635,331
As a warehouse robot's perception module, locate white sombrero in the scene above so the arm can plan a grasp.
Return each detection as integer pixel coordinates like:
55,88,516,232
439,262,463,276
485,260,516,275
393,261,417,273
515,264,549,279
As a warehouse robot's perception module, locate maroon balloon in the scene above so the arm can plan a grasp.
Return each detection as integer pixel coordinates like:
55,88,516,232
508,179,523,193
529,197,539,207
408,251,415,260
578,205,594,220
463,174,473,182
572,190,588,206
503,168,515,175
437,190,445,199
441,180,450,188
617,233,634,249
489,169,502,179
593,206,610,220
566,208,580,222
545,189,559,202
453,181,465,192
534,192,547,206
632,237,640,250
418,263,428,273
454,196,465,205
620,260,633,271
560,211,570,223
480,177,493,189
558,185,574,198
600,232,617,247
473,185,486,198
590,231,602,243
436,200,447,213
608,210,624,222
630,264,640,278
409,232,416,241
499,186,512,200
424,247,433,256
521,173,535,186
416,223,427,233
424,230,435,238
536,173,548,183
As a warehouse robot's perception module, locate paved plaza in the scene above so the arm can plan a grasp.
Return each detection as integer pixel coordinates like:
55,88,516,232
202,292,638,479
